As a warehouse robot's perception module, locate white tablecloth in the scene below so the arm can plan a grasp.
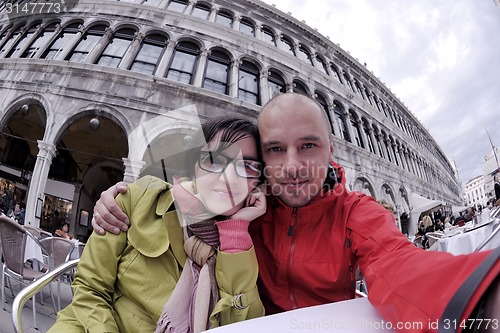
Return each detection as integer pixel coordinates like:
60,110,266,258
210,298,395,332
437,220,497,255
24,236,44,264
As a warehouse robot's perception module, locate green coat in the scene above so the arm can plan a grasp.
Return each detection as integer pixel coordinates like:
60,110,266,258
48,176,264,333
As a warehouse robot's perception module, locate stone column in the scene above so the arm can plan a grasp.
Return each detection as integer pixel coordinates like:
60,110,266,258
229,58,239,98
85,27,114,64
34,23,63,58
122,158,146,183
155,41,176,78
367,122,380,156
208,7,218,23
56,24,85,60
255,24,263,40
343,110,355,144
184,1,195,15
233,16,241,32
118,32,144,70
192,48,208,87
25,141,57,228
259,69,270,104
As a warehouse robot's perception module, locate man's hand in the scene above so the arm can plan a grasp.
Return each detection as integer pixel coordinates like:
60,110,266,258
92,182,129,235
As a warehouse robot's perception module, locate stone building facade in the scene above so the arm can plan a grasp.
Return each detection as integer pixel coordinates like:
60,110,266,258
0,0,461,238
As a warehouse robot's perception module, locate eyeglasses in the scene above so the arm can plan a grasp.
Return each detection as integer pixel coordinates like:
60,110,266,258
198,151,262,179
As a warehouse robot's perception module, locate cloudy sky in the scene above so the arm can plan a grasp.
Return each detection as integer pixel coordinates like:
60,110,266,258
261,0,500,184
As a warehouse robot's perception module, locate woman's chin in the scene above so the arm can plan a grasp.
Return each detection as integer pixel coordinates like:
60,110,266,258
208,202,245,217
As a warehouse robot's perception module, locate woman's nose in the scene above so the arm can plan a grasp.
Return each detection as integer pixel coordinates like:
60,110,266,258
220,162,239,184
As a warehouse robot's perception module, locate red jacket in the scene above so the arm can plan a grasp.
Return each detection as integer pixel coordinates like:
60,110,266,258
249,163,497,332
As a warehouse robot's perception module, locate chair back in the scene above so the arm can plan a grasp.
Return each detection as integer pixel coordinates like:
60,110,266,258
24,226,41,239
39,237,74,268
39,230,52,240
0,216,27,276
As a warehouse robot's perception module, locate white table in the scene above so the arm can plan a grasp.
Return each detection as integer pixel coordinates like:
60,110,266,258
209,298,395,332
437,220,498,255
24,236,44,263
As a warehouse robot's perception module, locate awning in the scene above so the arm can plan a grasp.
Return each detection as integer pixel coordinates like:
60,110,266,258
409,193,443,236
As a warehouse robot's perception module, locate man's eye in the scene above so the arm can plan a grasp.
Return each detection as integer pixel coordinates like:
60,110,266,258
267,147,283,153
302,143,316,149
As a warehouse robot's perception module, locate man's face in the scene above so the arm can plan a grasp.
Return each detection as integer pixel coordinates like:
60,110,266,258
259,95,333,207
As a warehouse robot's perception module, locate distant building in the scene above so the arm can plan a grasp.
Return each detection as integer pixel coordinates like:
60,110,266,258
463,175,488,208
0,0,462,238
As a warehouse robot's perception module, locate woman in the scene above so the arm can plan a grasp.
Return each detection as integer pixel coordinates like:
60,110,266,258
55,223,74,239
48,117,266,333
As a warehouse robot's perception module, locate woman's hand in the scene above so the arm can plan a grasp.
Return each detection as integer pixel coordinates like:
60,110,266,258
230,185,267,222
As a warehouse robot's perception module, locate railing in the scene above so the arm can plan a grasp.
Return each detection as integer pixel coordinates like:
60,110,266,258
12,259,80,333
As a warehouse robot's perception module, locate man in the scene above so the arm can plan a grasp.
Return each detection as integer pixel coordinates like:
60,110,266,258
93,93,498,332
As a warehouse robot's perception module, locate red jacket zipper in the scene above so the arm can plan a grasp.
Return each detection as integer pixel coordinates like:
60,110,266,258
286,207,298,309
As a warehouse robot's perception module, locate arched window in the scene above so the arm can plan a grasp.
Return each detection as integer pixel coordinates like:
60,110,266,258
316,56,328,74
6,22,41,58
238,60,260,105
203,49,230,95
292,80,307,94
67,24,107,62
191,3,211,20
315,92,334,134
333,102,350,142
96,28,136,68
279,35,295,55
354,79,365,99
297,45,313,65
261,26,275,46
349,110,365,149
362,119,375,153
130,33,168,75
330,65,342,83
239,18,255,37
0,25,12,51
267,70,285,98
166,41,199,84
41,22,81,60
0,24,24,58
216,10,233,28
167,0,188,13
21,22,58,58
343,73,355,92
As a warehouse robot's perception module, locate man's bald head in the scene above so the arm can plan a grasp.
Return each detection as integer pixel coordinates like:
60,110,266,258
258,93,332,136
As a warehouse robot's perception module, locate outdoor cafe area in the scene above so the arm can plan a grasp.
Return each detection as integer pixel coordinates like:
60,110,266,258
421,206,500,255
0,215,84,332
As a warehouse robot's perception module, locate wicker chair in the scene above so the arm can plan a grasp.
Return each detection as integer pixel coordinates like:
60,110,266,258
39,237,75,310
0,216,54,329
24,226,41,239
12,259,80,333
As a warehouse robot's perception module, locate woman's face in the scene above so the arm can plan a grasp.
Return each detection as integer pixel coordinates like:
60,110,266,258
194,133,260,216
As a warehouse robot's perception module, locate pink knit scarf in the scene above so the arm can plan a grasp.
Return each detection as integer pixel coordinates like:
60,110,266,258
155,179,220,333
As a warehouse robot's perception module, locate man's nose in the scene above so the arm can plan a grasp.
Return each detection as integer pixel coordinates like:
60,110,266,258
283,151,302,178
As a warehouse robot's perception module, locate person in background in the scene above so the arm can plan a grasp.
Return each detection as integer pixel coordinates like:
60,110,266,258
50,210,62,235
55,223,74,239
48,117,265,333
9,202,24,225
93,93,499,333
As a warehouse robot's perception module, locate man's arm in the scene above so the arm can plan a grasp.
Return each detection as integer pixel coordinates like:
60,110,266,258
92,182,130,235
